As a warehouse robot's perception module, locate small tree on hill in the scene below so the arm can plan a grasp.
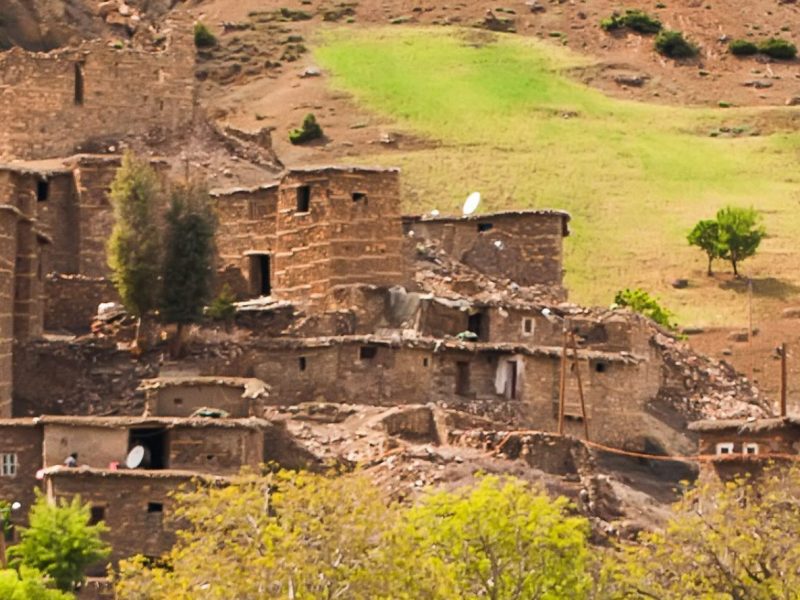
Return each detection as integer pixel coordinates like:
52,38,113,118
716,206,764,277
160,180,217,356
107,152,162,342
687,219,722,276
8,492,110,592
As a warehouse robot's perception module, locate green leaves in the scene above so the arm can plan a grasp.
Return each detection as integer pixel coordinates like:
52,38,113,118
7,491,109,592
614,288,676,330
688,206,765,277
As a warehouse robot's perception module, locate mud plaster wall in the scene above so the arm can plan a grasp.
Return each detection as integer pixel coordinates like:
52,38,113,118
406,214,566,289
0,22,196,161
169,427,263,474
214,187,278,299
43,424,128,468
274,170,407,307
47,472,185,568
0,424,43,527
44,275,118,332
147,385,251,418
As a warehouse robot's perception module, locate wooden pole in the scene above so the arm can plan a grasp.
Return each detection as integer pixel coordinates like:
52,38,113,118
748,279,754,378
781,343,788,417
558,326,568,435
569,331,590,441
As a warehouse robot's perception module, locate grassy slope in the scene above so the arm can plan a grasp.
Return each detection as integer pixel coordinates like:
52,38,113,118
314,27,800,326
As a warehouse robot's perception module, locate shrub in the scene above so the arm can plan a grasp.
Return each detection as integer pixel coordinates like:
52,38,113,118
614,288,676,330
193,22,217,48
758,37,797,59
729,39,758,56
207,284,237,322
289,113,324,144
655,30,697,58
601,9,662,34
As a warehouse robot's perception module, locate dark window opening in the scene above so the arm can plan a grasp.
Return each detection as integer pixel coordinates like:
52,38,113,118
477,222,494,232
36,180,49,202
523,318,534,334
128,428,169,470
360,345,377,360
3,524,14,542
423,357,429,367
147,502,163,513
89,506,105,525
594,361,607,373
352,192,367,203
249,254,271,296
456,361,471,396
505,361,518,400
206,455,214,461
173,397,183,406
74,63,85,106
296,186,311,213
299,356,307,371
467,312,485,340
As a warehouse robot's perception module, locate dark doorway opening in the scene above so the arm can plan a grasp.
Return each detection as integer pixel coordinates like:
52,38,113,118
467,312,486,340
36,180,49,202
249,254,271,296
456,361,471,396
74,63,85,106
505,361,518,400
89,506,105,525
296,185,311,213
128,428,169,470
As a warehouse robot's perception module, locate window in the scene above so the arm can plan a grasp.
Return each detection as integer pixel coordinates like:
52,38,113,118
248,254,271,296
173,397,183,406
147,502,163,513
296,186,311,213
89,506,105,525
743,443,759,455
594,361,607,373
299,356,307,371
0,453,17,477
522,318,534,336
477,222,494,232
74,62,85,106
467,312,485,340
422,357,429,367
36,179,49,202
352,192,367,203
716,442,734,455
359,346,377,360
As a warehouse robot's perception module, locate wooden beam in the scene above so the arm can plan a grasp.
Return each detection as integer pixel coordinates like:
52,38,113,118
558,326,568,435
569,331,590,441
781,342,788,417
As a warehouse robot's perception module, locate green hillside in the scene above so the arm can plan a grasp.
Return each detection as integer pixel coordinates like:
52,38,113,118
315,27,800,326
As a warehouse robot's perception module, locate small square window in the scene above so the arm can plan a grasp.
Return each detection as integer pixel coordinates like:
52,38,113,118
89,506,105,525
743,443,759,455
352,192,367,203
477,222,494,232
359,346,377,360
716,442,734,456
594,361,607,373
522,318,534,336
173,397,183,406
0,453,17,477
147,502,163,513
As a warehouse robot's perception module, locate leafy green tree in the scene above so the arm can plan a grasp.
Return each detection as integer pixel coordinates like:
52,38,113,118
687,219,723,275
614,288,676,330
107,152,163,324
603,465,800,599
0,567,74,600
115,470,393,600
371,475,593,600
716,206,764,277
8,492,110,592
160,180,216,355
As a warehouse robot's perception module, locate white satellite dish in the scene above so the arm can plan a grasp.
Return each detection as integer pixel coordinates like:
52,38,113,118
430,209,440,217
125,445,150,469
463,192,481,216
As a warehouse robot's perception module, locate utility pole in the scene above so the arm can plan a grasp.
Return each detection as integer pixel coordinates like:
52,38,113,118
781,343,788,417
748,279,754,378
558,326,568,435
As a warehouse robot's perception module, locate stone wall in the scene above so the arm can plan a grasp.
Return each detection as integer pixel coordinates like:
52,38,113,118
0,209,18,416
404,211,569,290
0,17,196,161
44,274,118,332
274,168,407,307
45,470,192,567
0,421,42,528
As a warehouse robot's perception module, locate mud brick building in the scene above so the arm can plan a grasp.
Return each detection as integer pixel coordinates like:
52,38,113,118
689,417,800,482
0,15,195,161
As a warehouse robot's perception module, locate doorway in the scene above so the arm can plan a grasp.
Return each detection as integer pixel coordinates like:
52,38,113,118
128,428,169,470
248,253,271,297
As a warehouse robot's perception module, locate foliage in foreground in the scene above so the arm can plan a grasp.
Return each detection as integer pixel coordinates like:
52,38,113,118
8,492,109,592
0,568,74,600
289,113,324,144
604,465,800,598
115,472,592,600
614,288,676,329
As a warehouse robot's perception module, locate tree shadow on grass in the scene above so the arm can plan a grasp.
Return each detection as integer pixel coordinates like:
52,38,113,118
719,276,800,300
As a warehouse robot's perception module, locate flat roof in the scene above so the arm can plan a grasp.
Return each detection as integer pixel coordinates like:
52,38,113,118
42,465,229,482
138,376,270,397
284,165,400,175
209,182,279,197
689,416,796,433
35,415,272,430
403,210,571,236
